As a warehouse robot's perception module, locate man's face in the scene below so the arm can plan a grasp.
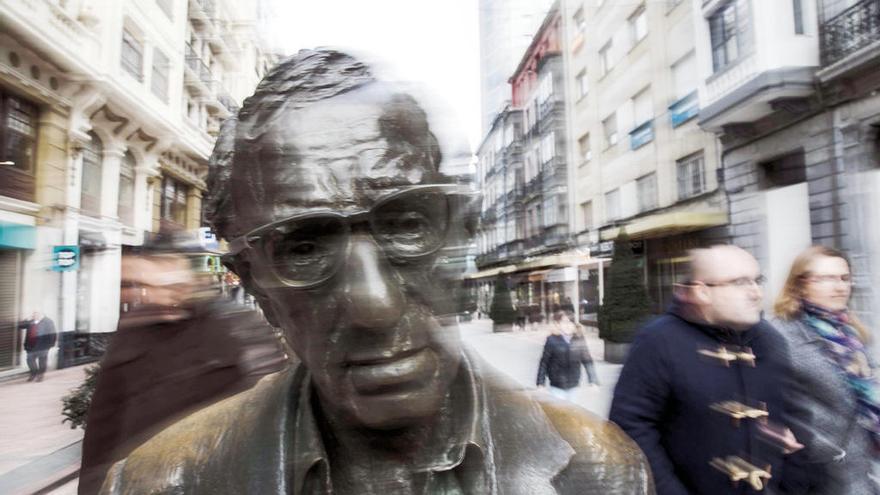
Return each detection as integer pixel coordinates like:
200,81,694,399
694,247,764,330
234,86,463,430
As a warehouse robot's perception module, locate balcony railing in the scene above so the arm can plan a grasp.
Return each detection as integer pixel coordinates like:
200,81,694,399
821,0,880,66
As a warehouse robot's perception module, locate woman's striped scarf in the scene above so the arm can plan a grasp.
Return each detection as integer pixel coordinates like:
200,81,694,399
802,300,880,450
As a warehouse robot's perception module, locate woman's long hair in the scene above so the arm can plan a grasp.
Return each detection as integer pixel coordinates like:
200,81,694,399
773,245,869,342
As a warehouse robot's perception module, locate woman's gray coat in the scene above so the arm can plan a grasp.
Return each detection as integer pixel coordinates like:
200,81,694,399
772,317,878,495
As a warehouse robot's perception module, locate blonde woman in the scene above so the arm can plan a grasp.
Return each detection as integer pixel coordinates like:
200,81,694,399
773,246,880,494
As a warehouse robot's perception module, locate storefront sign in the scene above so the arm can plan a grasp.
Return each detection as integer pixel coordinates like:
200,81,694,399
589,239,644,257
198,227,219,250
546,267,577,283
52,245,79,271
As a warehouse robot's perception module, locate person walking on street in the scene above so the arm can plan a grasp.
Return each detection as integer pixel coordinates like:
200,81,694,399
771,245,880,494
20,311,57,382
537,310,600,401
610,245,805,494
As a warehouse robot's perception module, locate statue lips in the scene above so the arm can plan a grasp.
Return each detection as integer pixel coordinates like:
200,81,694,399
346,347,437,395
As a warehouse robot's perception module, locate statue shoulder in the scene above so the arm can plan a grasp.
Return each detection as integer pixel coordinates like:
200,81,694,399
533,394,656,494
99,371,290,494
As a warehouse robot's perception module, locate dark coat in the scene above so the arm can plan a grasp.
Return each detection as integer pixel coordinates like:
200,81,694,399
537,333,594,389
79,301,287,495
610,307,799,495
20,317,57,352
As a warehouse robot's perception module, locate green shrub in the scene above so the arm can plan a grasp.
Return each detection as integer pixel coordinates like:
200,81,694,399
598,230,652,343
489,278,516,325
61,364,100,430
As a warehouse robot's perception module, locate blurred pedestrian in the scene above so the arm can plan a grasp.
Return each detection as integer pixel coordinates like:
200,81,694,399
536,309,600,401
19,310,56,382
610,245,805,494
78,241,287,495
772,245,880,494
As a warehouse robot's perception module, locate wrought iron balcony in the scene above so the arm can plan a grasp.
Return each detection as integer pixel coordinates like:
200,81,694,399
821,0,880,66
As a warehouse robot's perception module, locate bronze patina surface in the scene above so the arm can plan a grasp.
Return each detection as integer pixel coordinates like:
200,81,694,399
99,49,654,495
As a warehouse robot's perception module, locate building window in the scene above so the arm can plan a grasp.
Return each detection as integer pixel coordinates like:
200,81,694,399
605,189,621,221
671,51,697,100
538,73,554,104
637,173,658,212
792,0,805,34
632,87,653,127
121,28,144,82
81,132,103,216
676,151,706,200
161,176,188,226
576,70,589,99
151,49,170,103
1,93,37,173
603,113,618,148
581,201,593,230
541,132,556,165
630,6,648,45
709,0,750,72
574,8,586,34
118,151,135,225
543,195,558,226
578,133,592,163
600,40,614,75
157,0,173,20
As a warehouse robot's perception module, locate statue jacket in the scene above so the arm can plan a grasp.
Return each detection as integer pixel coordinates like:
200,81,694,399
100,349,654,494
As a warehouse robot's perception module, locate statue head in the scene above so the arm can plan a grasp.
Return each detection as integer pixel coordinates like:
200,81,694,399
205,49,474,431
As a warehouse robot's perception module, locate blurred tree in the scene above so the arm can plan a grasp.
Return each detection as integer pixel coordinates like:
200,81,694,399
598,230,652,343
489,278,516,331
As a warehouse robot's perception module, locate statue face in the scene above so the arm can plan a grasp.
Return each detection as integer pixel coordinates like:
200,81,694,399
232,86,463,430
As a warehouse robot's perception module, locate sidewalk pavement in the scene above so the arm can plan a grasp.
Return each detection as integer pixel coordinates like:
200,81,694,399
0,365,88,495
459,317,623,418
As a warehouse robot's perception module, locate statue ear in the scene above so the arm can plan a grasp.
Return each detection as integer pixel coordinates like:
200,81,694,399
223,256,282,328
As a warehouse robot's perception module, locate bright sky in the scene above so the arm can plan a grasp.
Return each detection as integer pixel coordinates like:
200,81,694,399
266,0,482,154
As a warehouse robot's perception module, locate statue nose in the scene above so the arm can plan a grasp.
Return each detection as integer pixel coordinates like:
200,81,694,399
340,234,405,329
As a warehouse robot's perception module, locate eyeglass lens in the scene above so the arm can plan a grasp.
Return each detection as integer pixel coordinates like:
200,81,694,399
258,190,449,286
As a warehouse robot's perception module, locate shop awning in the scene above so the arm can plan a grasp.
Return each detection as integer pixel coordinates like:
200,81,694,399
601,211,728,241
0,221,35,249
527,269,551,281
462,264,519,280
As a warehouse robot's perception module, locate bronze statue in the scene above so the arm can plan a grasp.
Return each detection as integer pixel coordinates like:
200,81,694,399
98,49,653,494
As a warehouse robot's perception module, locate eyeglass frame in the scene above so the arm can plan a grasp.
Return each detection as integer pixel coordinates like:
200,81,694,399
681,275,766,289
223,184,473,289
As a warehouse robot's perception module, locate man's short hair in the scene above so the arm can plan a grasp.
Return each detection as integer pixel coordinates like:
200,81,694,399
204,48,443,242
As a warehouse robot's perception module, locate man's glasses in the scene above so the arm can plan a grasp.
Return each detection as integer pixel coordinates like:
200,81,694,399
226,185,468,289
683,276,766,289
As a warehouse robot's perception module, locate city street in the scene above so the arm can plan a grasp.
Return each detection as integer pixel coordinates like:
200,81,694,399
461,318,621,419
0,321,621,494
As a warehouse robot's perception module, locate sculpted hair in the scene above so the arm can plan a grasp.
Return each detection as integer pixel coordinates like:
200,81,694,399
773,245,868,342
204,48,444,241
